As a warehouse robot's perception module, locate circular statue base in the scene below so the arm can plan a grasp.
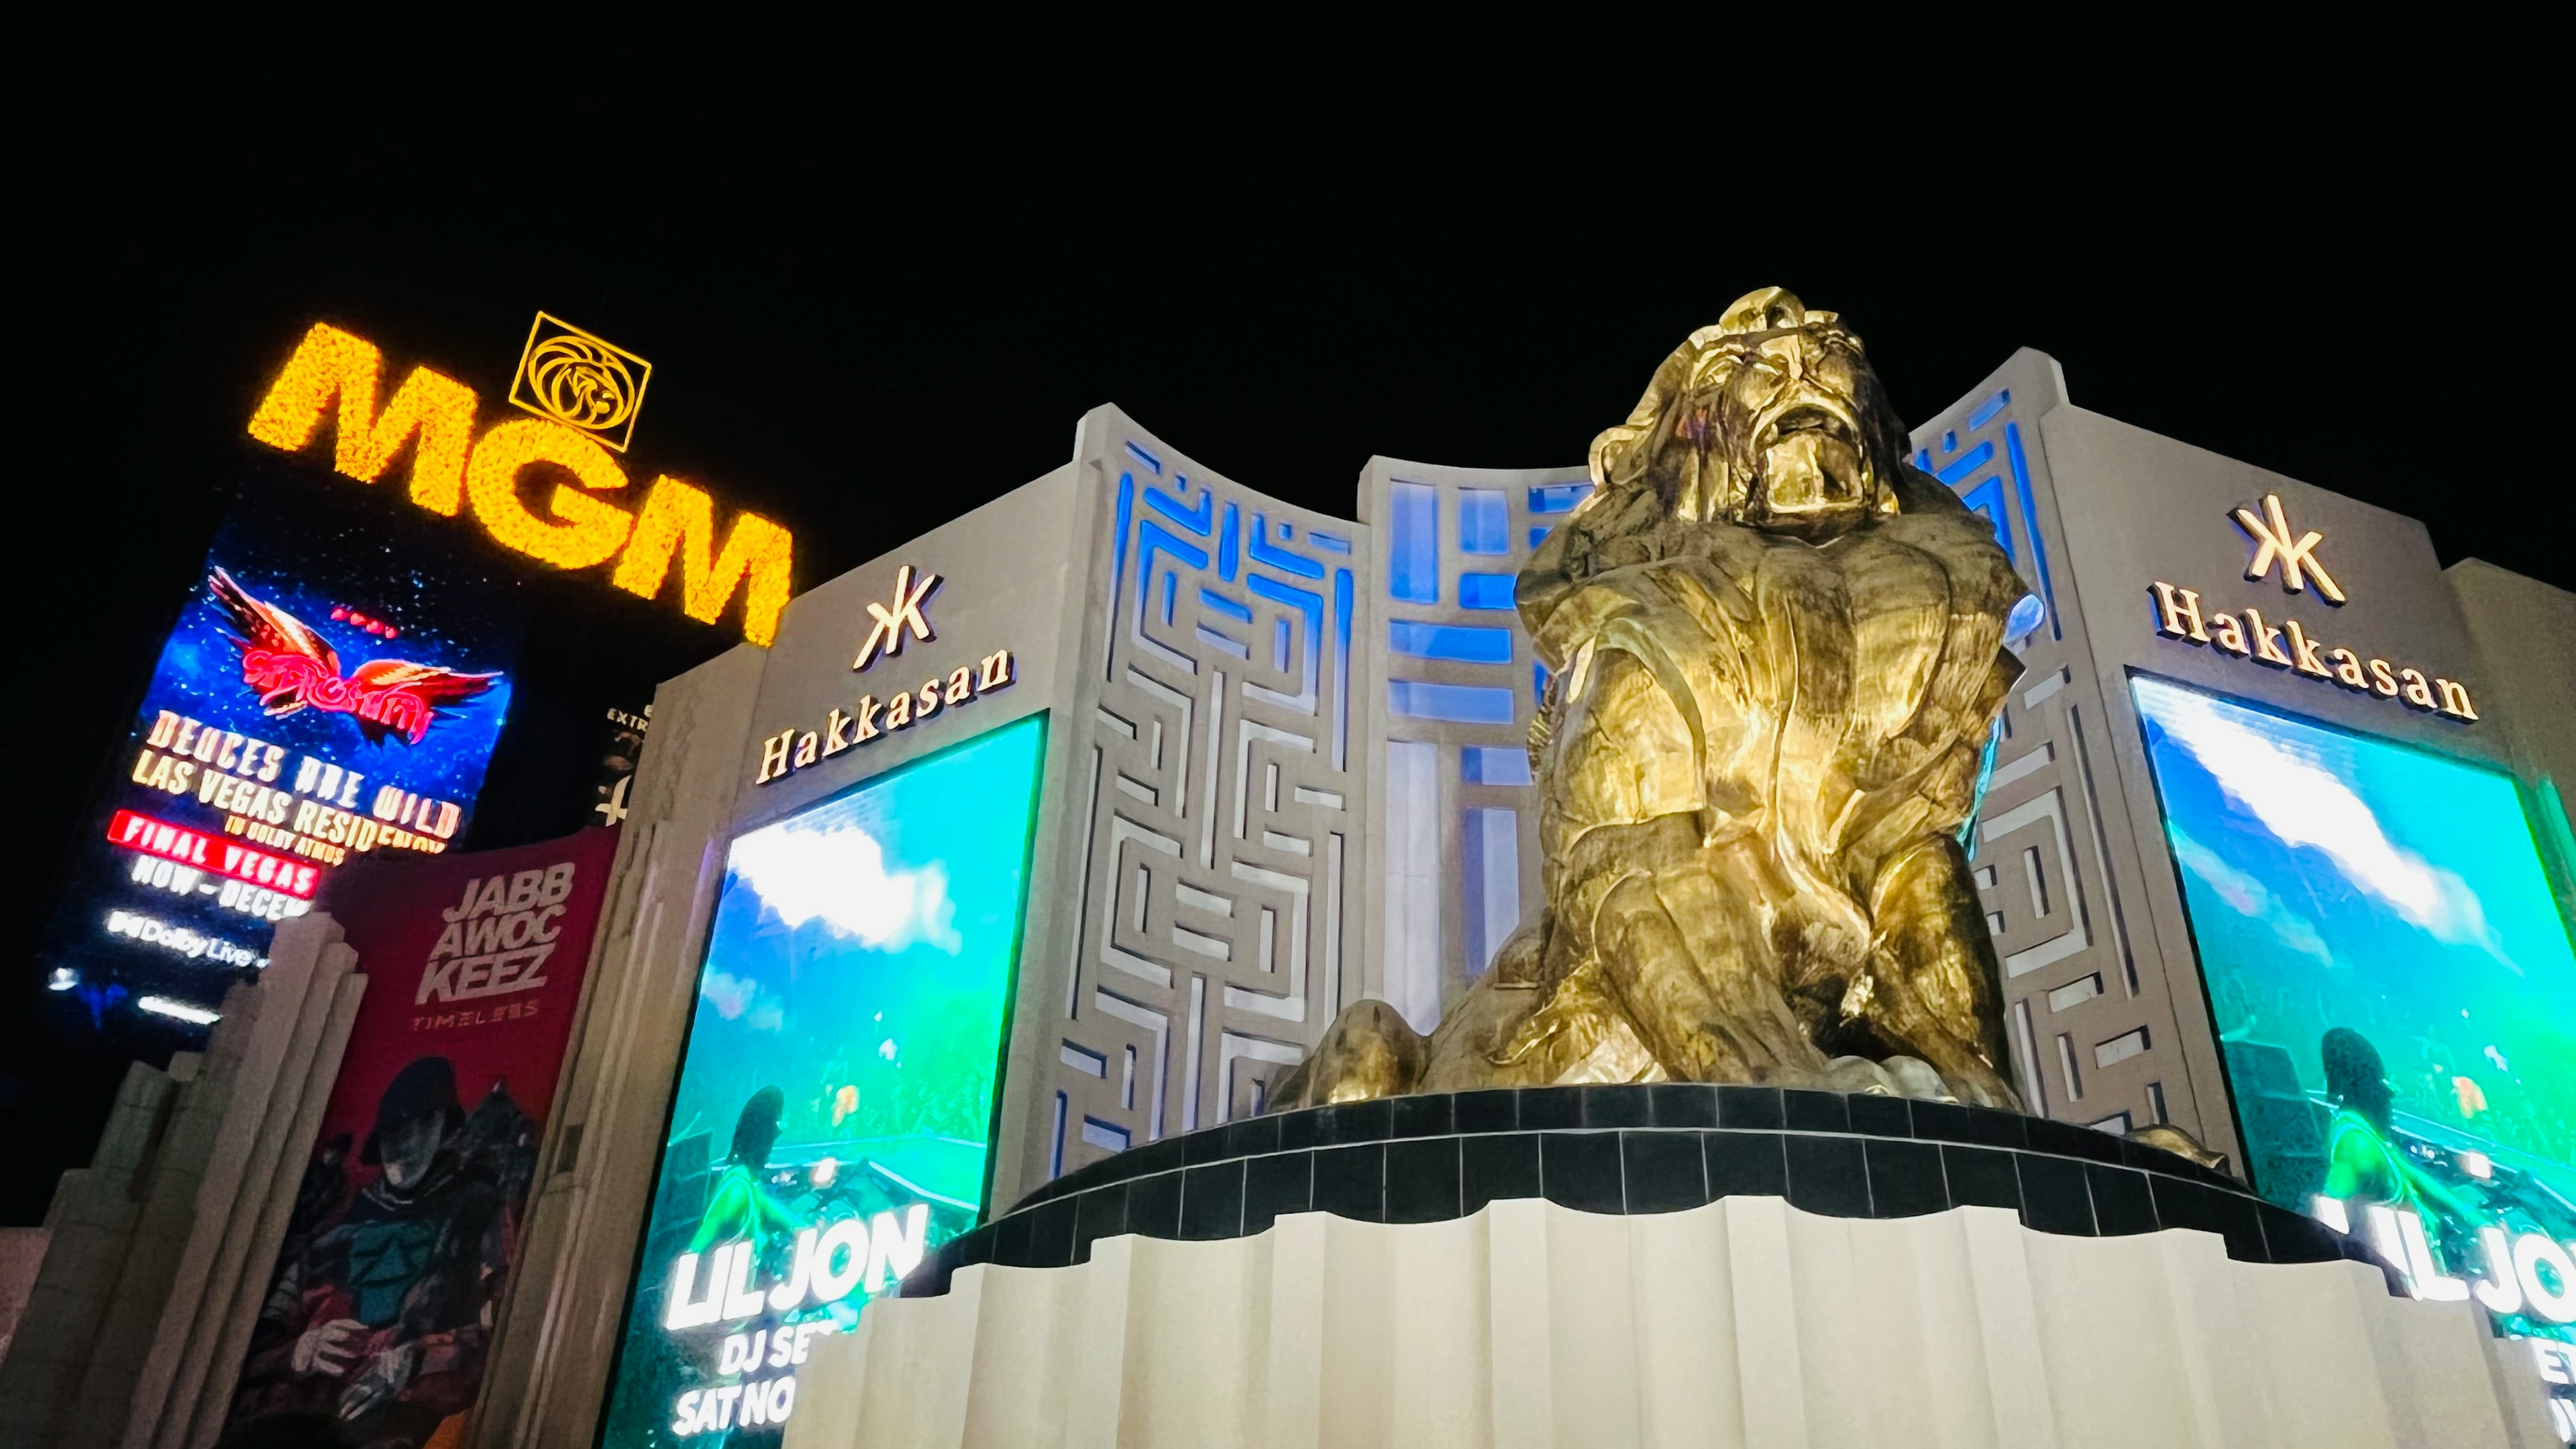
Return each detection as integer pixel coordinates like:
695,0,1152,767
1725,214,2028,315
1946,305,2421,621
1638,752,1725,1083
903,1085,2371,1293
771,1089,2561,1446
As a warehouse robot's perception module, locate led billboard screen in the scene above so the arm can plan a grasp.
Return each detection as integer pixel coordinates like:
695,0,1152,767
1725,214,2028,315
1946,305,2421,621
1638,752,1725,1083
2133,674,2576,1338
40,472,525,1031
600,713,1047,1445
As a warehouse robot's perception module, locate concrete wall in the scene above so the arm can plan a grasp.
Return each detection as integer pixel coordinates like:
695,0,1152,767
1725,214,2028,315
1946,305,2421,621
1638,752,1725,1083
2043,403,2512,1175
0,914,363,1449
0,1228,46,1362
468,638,768,1449
1038,411,1373,1181
480,404,1391,1446
0,1060,182,1444
1902,354,2192,1141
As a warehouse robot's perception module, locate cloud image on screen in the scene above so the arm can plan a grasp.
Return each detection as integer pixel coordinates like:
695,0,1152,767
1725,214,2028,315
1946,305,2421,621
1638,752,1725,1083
2132,674,2576,1226
600,713,1047,1447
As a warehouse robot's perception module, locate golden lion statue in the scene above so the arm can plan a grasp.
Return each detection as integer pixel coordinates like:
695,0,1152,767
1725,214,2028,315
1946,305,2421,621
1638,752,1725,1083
1281,288,2027,1110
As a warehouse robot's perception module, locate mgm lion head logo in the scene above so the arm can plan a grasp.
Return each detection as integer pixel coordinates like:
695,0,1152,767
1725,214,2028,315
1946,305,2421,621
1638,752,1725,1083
510,313,653,451
1589,286,1913,540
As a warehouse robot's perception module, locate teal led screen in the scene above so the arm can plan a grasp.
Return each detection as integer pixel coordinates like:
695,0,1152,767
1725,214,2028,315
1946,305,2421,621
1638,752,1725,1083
600,713,1046,1446
2133,674,2576,1324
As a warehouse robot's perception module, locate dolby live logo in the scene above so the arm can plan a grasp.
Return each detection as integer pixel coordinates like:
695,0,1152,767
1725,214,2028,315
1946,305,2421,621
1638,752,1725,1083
2149,493,2477,722
753,565,1016,786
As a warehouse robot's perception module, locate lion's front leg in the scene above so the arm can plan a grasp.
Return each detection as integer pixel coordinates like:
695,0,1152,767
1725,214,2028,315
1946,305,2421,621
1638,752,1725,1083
1580,817,1824,1083
1854,835,2022,1108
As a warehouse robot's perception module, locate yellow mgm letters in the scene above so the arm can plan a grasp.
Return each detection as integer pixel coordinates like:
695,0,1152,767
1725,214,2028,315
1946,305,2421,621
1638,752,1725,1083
247,323,794,646
1281,288,2029,1110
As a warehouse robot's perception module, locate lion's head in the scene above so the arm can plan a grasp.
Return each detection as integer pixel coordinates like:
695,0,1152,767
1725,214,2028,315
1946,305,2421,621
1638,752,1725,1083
1588,288,1913,541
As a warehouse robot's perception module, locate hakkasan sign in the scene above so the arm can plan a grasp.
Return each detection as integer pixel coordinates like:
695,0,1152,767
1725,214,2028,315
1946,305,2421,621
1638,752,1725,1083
752,565,1020,787
600,716,1048,1444
2149,493,2478,722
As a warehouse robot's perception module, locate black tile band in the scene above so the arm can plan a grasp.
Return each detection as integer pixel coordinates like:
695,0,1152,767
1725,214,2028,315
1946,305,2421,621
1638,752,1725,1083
906,1087,2392,1300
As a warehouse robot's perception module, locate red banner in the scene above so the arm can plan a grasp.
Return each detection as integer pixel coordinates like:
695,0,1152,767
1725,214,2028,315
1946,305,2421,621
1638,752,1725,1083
223,826,620,1448
106,808,321,898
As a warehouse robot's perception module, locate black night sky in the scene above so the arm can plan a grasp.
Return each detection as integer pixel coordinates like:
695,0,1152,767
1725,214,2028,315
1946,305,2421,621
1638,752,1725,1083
11,118,2563,1223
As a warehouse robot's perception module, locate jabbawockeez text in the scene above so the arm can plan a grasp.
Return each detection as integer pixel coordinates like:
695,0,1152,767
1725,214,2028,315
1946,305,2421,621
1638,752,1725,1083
415,863,578,1006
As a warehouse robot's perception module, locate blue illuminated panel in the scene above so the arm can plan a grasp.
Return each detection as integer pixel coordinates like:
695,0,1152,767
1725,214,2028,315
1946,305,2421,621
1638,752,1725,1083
1375,466,1582,1002
1391,620,1511,664
1199,586,1252,623
1389,482,1438,604
1389,680,1515,724
2006,423,2059,641
1958,475,2014,563
1528,483,1593,515
1459,489,1509,555
1923,388,2059,644
1935,440,1995,486
1080,429,1362,1175
1458,574,1515,611
1461,806,1521,982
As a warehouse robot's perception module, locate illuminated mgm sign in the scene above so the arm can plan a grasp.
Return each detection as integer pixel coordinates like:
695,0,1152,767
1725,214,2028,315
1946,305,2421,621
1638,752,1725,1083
46,311,792,1035
248,321,795,645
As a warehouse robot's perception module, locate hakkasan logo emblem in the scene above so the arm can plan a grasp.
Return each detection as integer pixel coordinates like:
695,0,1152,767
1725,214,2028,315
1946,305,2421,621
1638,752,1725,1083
852,565,939,672
753,564,1016,786
509,313,653,452
2233,492,2346,604
2149,492,2475,722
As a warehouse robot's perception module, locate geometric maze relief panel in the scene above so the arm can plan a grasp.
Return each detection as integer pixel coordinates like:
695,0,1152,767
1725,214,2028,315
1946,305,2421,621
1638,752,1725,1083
1976,673,2119,1128
1374,467,1591,1033
1047,433,1366,1182
1974,669,2161,1137
1923,383,2158,1136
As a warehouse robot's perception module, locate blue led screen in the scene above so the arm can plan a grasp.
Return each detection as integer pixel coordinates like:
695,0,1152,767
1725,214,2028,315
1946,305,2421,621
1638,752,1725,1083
2133,674,2576,1277
599,714,1048,1445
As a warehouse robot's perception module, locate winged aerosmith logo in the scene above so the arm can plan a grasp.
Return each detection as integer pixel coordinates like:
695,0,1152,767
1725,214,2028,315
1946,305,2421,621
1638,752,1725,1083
209,570,498,746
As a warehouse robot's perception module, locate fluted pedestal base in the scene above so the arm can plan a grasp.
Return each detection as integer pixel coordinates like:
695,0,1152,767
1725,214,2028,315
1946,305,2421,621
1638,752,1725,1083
786,1195,2557,1448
